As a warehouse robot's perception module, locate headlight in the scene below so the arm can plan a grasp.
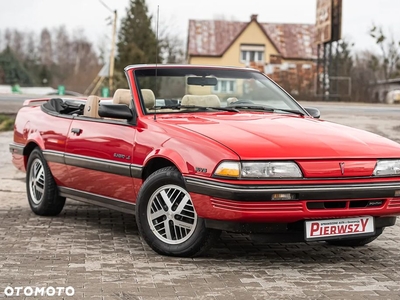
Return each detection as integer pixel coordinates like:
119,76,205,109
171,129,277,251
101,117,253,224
241,162,302,178
373,159,400,176
213,161,302,178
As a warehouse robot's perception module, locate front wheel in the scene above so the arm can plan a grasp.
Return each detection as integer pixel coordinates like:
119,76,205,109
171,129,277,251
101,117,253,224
136,166,220,257
326,229,383,247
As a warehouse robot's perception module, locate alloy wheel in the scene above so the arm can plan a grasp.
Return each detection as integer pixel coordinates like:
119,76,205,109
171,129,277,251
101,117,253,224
147,184,197,244
29,158,45,205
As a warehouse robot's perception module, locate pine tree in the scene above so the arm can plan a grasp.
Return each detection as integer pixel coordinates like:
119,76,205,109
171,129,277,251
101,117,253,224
116,0,160,72
0,47,34,85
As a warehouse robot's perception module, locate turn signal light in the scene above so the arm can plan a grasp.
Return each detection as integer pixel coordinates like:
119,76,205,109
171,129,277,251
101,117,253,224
271,193,296,201
395,190,400,197
214,162,240,178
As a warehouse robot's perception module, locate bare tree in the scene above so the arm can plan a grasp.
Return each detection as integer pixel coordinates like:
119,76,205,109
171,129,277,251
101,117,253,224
66,29,101,91
40,28,53,67
4,29,12,47
0,25,100,93
351,51,377,102
160,33,185,63
0,30,3,52
53,26,70,69
158,18,185,64
370,25,400,80
25,33,38,62
11,30,25,60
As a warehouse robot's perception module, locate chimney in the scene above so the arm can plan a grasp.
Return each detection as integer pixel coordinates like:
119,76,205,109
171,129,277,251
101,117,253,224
250,14,258,21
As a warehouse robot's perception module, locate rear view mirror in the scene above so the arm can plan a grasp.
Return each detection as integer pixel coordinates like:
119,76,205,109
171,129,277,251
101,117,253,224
304,107,320,118
187,76,217,86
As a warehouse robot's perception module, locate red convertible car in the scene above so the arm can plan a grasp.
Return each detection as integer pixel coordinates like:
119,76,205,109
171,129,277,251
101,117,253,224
10,65,400,257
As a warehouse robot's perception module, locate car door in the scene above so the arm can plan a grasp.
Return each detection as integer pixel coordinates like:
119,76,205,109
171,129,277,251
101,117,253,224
64,118,137,204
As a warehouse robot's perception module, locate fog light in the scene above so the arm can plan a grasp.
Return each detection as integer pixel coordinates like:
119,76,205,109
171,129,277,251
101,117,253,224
395,190,400,197
271,193,296,200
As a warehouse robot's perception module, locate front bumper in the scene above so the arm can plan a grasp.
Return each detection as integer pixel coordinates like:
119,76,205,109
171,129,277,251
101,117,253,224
204,216,396,238
185,177,400,223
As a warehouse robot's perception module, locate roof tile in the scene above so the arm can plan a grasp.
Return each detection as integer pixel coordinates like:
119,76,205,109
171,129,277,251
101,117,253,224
188,19,317,60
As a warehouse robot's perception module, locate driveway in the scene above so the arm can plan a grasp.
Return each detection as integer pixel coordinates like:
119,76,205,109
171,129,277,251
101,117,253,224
1,106,400,299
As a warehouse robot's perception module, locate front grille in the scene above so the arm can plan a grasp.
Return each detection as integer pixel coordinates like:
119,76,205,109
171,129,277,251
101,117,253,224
388,199,400,208
211,198,388,213
306,199,385,210
307,201,346,209
211,198,303,212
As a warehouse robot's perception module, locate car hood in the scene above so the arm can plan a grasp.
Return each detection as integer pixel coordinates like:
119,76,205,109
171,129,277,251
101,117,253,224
160,113,400,160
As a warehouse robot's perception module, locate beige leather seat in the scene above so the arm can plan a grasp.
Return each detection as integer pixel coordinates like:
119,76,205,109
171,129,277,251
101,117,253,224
113,89,131,106
143,90,176,113
83,95,100,118
181,94,221,107
141,89,156,109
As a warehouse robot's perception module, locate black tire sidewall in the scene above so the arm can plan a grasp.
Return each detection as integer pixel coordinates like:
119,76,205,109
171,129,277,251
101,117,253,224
136,167,209,256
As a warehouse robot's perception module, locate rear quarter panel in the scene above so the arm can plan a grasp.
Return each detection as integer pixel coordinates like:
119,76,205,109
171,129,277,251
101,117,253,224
13,104,73,186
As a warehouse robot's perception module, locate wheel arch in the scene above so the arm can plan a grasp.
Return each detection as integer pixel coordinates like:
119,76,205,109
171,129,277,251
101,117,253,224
23,141,42,168
142,157,179,181
142,150,189,181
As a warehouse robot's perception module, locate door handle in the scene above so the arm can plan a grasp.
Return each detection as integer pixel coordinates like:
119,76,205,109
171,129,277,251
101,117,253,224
71,128,82,135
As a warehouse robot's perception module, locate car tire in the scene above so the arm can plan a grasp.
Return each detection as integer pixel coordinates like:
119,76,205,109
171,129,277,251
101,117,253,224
26,148,66,216
326,229,383,247
136,166,221,257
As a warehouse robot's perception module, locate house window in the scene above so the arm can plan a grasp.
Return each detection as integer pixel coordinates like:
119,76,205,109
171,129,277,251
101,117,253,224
240,45,265,64
213,80,236,93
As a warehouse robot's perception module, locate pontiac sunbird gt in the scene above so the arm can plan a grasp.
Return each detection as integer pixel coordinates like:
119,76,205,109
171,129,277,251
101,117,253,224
10,65,400,257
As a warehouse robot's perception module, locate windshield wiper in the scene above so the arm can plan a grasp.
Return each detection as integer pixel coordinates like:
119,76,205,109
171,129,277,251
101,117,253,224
152,105,239,112
273,108,305,116
230,104,274,111
230,104,305,116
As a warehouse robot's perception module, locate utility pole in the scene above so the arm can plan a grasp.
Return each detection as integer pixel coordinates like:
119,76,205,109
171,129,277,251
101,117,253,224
109,10,117,94
99,0,117,95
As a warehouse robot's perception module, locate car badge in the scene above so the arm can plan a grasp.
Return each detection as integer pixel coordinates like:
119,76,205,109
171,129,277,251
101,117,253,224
339,162,345,175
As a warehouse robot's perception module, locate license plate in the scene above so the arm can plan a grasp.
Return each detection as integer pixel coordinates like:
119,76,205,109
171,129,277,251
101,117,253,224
305,216,374,241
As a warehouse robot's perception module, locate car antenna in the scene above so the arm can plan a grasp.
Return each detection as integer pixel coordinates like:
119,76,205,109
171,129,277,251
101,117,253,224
154,5,159,121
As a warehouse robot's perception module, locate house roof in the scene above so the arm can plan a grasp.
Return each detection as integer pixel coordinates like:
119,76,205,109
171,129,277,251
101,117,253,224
187,16,317,60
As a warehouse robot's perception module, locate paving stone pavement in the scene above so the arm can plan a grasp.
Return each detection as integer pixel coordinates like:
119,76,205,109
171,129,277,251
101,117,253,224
1,110,400,300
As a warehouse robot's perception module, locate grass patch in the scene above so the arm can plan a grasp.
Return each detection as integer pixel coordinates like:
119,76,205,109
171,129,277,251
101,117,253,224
0,114,15,132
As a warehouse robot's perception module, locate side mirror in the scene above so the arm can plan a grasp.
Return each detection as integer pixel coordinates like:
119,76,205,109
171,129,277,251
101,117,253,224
98,104,133,119
304,107,320,119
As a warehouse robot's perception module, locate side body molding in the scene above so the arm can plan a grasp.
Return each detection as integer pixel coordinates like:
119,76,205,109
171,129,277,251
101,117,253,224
42,150,143,179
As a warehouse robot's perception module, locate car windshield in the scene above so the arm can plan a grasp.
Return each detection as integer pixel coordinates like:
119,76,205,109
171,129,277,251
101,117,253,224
135,67,305,114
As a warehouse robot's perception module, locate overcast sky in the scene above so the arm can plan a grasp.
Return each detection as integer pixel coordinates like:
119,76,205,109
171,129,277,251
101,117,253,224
1,0,399,54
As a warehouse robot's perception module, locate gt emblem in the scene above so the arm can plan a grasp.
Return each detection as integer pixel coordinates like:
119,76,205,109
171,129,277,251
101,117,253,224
195,167,207,173
339,162,345,175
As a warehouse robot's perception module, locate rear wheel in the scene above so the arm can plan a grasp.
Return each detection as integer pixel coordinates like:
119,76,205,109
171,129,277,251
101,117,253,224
326,229,383,247
26,148,66,216
136,166,220,257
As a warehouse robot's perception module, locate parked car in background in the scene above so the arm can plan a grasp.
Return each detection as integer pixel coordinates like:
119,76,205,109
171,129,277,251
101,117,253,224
386,90,400,104
9,64,400,257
